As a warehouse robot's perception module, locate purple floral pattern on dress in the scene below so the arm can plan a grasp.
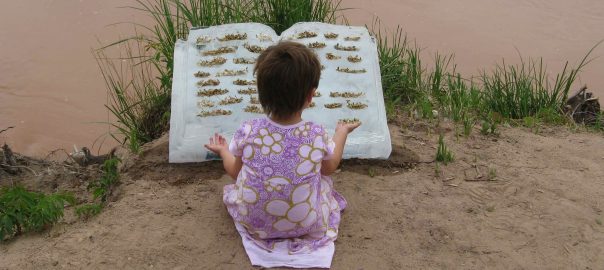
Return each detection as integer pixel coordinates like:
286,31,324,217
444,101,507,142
223,117,346,253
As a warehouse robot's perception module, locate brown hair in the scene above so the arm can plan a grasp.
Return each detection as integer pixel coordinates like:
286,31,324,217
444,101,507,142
254,41,321,118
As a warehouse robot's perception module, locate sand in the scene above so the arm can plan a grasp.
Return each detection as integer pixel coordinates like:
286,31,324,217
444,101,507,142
2,120,603,269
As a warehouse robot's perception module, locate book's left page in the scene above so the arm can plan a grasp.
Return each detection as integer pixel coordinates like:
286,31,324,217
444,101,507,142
170,23,278,163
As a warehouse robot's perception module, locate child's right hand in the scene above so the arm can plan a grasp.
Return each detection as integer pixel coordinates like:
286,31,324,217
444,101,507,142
204,133,228,157
336,121,361,134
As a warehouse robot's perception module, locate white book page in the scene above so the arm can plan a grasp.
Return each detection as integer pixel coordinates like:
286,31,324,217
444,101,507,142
170,22,390,162
279,22,390,158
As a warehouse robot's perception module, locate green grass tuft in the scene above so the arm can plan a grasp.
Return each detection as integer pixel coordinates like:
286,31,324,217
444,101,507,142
435,134,454,165
76,157,121,219
371,20,424,116
75,203,104,219
480,47,596,119
96,38,170,153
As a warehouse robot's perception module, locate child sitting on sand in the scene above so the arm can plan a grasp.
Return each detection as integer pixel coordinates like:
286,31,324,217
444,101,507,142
204,41,359,255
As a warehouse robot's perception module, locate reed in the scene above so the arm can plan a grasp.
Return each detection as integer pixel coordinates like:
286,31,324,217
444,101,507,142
251,0,343,34
435,134,454,164
96,37,169,153
480,44,598,119
371,19,424,115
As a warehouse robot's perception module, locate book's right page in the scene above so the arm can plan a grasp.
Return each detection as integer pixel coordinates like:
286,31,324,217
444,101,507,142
280,22,391,159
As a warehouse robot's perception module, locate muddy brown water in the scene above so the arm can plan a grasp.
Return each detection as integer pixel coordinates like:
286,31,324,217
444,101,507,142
1,0,603,158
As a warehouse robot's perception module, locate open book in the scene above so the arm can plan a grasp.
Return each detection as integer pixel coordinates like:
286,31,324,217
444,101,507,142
169,22,391,162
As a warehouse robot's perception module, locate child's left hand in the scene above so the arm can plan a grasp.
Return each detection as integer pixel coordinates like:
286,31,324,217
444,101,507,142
204,133,228,156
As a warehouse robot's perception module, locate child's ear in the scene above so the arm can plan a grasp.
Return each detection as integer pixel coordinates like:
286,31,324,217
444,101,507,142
307,88,316,103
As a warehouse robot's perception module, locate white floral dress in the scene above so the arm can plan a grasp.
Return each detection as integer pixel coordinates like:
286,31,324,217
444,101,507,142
223,117,347,253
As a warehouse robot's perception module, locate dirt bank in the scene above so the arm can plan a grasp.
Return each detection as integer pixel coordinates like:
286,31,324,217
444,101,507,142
1,121,603,269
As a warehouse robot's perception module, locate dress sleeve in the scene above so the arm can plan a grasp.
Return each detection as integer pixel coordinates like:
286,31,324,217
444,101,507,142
228,122,248,157
321,128,336,160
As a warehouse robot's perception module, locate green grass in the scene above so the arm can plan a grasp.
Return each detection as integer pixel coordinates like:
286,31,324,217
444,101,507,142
436,134,454,165
479,43,599,120
96,38,170,153
593,112,604,131
75,203,103,219
488,167,497,180
462,113,474,137
374,23,601,130
480,112,500,136
371,20,424,116
249,0,343,34
76,157,121,219
1,186,75,241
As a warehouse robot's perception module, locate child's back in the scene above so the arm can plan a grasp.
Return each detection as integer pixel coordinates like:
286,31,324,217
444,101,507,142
224,117,346,252
205,41,359,258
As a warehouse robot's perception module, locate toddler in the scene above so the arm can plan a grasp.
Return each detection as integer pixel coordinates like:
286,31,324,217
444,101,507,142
205,41,360,254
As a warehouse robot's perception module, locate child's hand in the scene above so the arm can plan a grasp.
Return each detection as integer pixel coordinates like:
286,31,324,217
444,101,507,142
204,133,229,156
336,121,361,134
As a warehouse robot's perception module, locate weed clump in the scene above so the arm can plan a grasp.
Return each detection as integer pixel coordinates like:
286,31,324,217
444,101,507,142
436,134,454,165
1,186,75,241
76,157,121,219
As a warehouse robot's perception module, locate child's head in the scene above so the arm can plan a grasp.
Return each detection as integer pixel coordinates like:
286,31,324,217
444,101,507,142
254,41,321,119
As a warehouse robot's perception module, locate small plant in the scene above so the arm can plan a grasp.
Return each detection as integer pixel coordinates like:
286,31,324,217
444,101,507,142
417,95,434,120
522,116,541,133
435,134,454,165
486,206,495,212
75,203,103,218
462,114,474,137
481,113,500,135
434,162,441,177
596,218,603,226
0,186,75,241
442,74,482,122
76,157,121,219
535,107,565,125
368,167,376,178
593,112,604,131
488,167,497,180
91,157,120,203
481,121,490,135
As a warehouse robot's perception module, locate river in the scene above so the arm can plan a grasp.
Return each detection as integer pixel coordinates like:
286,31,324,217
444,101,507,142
1,0,603,157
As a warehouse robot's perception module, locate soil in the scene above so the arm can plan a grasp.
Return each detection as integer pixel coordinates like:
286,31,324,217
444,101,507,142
1,121,604,269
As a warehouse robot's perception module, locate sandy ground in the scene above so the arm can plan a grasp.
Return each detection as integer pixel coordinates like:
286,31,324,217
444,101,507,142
1,121,603,269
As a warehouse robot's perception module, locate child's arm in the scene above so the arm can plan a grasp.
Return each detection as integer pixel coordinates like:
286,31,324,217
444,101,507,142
204,133,243,180
321,122,361,175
